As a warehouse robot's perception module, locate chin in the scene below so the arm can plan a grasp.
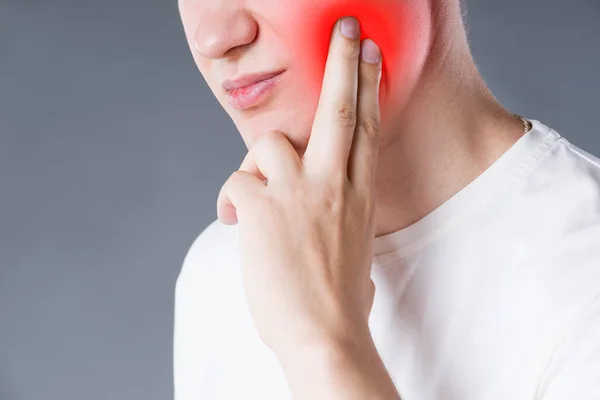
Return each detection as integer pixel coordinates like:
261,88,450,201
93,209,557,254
236,121,309,156
234,104,314,152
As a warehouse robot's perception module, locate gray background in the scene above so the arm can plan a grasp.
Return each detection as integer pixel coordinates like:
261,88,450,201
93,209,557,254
1,0,598,399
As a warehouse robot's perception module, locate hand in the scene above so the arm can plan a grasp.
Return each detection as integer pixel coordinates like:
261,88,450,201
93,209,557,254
217,16,382,356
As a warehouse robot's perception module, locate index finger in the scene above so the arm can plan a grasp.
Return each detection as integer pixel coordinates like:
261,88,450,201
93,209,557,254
303,16,361,177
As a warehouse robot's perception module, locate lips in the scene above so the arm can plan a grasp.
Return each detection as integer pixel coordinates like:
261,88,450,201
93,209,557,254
223,70,285,110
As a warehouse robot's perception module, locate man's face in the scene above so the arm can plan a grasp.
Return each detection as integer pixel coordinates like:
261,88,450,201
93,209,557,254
178,0,431,153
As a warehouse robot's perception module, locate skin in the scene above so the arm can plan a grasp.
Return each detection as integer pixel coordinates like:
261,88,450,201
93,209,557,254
178,0,430,156
178,0,529,398
219,21,399,398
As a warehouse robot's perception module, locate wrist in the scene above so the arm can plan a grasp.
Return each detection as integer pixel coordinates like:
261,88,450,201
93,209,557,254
273,321,374,361
274,330,401,400
275,329,377,375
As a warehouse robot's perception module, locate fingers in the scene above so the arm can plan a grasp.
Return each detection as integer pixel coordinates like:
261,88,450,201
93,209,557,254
216,16,382,225
238,147,267,184
348,38,382,189
217,131,300,224
216,168,263,225
250,130,301,184
303,16,361,178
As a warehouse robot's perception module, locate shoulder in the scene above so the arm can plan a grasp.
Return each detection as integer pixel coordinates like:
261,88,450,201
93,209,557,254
182,218,239,267
173,217,243,345
508,123,600,342
176,218,240,293
521,122,600,247
173,219,244,398
174,218,243,333
529,129,600,396
528,125,600,314
540,126,600,261
534,122,600,186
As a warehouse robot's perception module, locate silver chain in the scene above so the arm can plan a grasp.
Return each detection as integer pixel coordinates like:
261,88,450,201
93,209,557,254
515,114,532,134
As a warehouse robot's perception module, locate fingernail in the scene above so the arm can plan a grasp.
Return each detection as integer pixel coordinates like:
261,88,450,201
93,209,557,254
361,39,380,64
340,17,360,40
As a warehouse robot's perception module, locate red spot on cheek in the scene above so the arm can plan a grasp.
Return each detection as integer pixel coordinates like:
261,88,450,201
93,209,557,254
285,0,413,112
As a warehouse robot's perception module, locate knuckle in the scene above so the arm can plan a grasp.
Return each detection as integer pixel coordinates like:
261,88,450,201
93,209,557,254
230,169,245,179
220,173,239,200
228,170,246,187
340,42,361,61
335,102,357,128
255,130,293,158
255,130,281,148
323,190,346,214
321,178,348,212
227,171,254,192
357,115,380,139
363,195,375,216
360,66,381,87
250,132,278,161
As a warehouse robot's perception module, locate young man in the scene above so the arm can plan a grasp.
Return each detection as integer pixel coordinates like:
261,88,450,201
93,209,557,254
174,0,600,398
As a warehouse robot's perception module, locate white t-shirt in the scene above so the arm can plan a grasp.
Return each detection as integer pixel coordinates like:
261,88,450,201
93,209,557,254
173,120,600,400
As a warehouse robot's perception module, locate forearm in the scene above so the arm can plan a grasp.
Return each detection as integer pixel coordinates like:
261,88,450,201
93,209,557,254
276,335,401,400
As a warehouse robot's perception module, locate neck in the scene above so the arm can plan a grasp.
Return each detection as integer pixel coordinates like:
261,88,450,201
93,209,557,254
374,3,526,237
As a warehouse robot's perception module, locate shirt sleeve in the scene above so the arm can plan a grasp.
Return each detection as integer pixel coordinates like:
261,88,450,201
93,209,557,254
537,293,600,400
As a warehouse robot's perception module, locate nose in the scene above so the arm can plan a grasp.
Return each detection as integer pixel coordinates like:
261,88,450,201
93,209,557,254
193,5,258,59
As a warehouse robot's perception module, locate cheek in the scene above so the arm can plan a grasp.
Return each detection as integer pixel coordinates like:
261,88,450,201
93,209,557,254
277,0,429,118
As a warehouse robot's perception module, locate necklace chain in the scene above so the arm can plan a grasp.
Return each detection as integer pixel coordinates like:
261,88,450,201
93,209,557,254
515,114,532,134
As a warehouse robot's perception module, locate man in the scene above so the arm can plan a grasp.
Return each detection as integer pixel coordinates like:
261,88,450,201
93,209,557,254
174,0,600,398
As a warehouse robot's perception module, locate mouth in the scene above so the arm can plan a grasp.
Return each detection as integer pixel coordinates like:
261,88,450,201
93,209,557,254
223,70,286,111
